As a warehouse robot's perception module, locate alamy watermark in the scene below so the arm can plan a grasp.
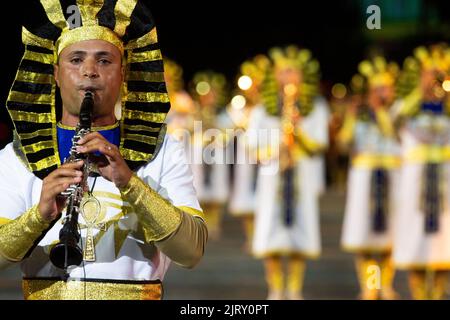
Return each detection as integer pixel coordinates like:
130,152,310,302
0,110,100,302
366,5,381,30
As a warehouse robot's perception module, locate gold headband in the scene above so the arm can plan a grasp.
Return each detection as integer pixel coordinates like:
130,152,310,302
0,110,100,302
56,25,124,57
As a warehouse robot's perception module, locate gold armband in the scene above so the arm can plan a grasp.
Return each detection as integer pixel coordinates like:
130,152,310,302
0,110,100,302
0,205,51,262
119,175,183,243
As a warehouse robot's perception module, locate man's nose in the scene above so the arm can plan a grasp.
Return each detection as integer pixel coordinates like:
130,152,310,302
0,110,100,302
81,60,99,79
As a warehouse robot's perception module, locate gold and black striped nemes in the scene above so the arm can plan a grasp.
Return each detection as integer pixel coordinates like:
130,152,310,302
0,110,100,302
7,0,171,179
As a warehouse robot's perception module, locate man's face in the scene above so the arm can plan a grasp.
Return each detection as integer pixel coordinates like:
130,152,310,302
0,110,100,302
54,39,124,120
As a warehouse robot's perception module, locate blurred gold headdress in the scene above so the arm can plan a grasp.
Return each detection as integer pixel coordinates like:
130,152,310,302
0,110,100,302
190,71,229,108
163,57,185,96
358,56,399,88
397,43,450,98
239,54,271,90
262,45,321,116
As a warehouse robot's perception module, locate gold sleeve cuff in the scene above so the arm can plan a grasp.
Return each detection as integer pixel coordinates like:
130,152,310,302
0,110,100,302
398,87,422,118
294,128,326,155
119,174,183,243
0,205,51,262
375,109,395,138
336,113,356,146
156,211,207,268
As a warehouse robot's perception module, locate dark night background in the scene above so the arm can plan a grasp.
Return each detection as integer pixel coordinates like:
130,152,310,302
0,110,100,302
0,0,449,147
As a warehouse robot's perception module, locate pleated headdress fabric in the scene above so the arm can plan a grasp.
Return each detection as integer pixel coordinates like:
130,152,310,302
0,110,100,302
7,0,170,179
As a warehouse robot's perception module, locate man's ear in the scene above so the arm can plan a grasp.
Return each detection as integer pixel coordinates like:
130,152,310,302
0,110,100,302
53,64,60,87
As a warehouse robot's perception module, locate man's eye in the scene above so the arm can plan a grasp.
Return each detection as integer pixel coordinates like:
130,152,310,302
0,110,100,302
70,58,82,64
99,59,111,65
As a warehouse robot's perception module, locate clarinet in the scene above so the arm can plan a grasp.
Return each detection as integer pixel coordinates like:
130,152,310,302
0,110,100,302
49,91,94,270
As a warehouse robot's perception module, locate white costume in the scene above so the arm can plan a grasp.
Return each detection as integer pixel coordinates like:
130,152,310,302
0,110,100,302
340,109,401,253
0,135,202,292
393,109,450,269
249,99,329,258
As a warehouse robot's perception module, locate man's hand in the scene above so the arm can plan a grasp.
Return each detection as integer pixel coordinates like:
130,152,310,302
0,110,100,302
76,132,133,188
38,161,84,222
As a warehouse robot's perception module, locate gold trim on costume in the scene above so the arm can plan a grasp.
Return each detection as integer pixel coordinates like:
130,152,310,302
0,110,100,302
121,148,152,162
15,71,53,85
22,28,54,50
0,217,12,226
0,206,50,262
119,174,182,242
23,51,55,65
125,27,158,50
22,141,55,154
122,124,161,133
342,244,392,254
126,71,165,83
178,206,205,220
40,0,67,30
114,0,138,36
126,92,170,104
8,92,53,106
56,26,124,56
57,121,120,131
22,278,162,300
129,49,163,63
122,109,167,123
405,145,450,163
352,154,402,169
125,133,157,145
28,156,59,172
77,0,104,27
8,110,53,123
15,129,53,141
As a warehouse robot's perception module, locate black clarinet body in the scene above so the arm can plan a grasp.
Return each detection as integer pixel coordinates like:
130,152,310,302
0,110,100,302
49,91,94,270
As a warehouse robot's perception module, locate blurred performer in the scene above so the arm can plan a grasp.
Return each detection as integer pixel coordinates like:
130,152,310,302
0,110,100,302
249,46,328,299
393,44,450,300
190,72,230,240
328,83,350,191
227,55,270,252
339,57,401,300
164,58,196,143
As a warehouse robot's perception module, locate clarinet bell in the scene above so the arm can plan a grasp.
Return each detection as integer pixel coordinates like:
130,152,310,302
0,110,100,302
49,241,83,270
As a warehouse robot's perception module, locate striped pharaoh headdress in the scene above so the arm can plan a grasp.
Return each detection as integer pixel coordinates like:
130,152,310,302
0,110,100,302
7,0,170,179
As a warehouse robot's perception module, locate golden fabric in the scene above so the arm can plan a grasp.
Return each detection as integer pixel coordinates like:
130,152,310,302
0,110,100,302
22,28,54,50
23,50,55,64
120,147,152,162
337,113,356,146
15,71,53,85
130,49,163,63
122,109,167,123
125,28,158,50
23,278,162,300
113,0,138,36
57,121,119,131
294,127,326,155
405,145,450,163
119,174,182,242
286,257,305,295
126,92,170,104
352,154,401,169
77,0,105,27
374,109,395,138
40,0,67,30
56,25,124,56
0,206,50,262
8,93,53,107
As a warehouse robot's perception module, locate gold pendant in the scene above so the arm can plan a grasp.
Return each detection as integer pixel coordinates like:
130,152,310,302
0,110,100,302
80,195,101,262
